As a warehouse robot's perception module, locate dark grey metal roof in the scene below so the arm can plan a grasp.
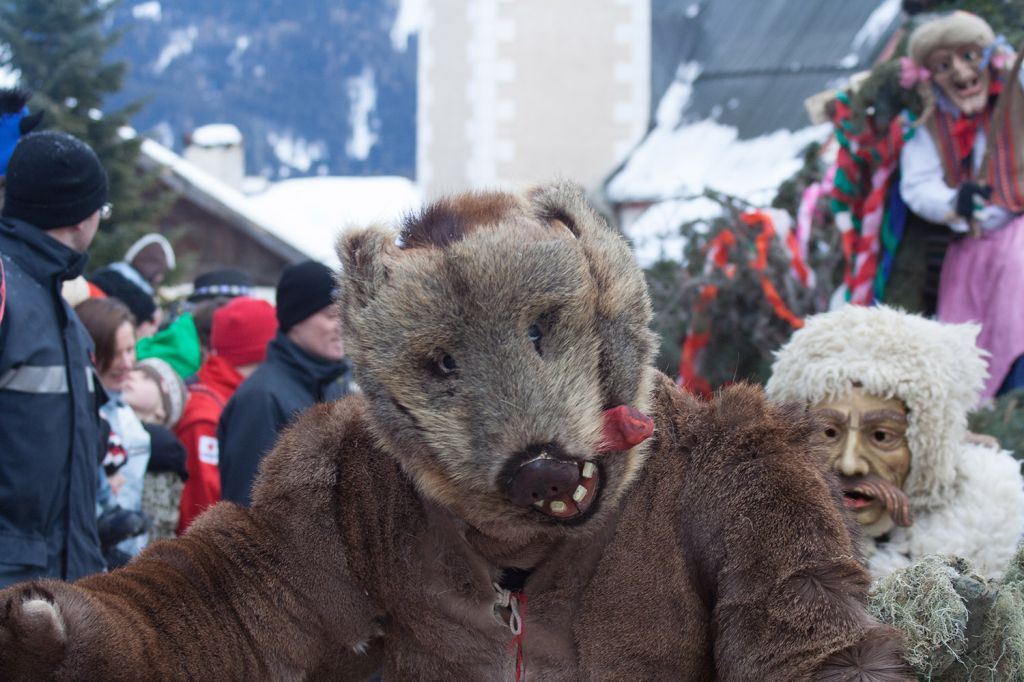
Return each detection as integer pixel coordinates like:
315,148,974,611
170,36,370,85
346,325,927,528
651,0,903,138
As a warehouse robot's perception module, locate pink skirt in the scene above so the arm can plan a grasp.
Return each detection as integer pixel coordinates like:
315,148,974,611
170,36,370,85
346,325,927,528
938,214,1024,400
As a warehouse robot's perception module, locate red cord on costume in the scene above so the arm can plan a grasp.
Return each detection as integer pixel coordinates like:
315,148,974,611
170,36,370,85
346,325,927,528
510,592,528,682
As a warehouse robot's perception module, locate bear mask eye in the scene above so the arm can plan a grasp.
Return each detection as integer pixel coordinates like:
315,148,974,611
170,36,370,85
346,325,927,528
436,353,458,376
528,323,543,355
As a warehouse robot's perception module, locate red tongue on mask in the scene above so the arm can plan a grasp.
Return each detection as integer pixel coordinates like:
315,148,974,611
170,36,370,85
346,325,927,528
600,406,654,452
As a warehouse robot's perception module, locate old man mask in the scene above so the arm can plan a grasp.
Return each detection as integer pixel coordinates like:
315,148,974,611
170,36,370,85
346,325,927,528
813,385,913,537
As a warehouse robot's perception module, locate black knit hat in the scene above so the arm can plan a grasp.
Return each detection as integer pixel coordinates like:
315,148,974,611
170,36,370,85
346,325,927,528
89,268,157,324
276,260,336,333
3,131,108,230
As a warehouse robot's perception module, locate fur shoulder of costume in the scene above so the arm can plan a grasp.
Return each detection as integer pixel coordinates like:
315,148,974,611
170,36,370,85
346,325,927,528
870,442,1024,579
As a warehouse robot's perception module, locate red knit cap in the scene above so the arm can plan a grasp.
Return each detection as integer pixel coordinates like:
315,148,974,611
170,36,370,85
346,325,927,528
211,296,277,367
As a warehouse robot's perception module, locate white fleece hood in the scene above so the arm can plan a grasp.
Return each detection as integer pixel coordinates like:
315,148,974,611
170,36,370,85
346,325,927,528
766,305,988,512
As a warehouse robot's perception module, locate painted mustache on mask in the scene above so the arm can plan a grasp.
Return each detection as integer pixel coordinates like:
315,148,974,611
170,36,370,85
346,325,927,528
838,474,913,528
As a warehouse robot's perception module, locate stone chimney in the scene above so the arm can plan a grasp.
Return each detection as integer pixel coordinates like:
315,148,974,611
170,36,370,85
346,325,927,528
183,124,245,190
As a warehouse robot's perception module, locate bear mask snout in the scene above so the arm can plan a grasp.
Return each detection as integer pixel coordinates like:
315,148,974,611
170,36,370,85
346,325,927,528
503,445,602,521
505,453,580,508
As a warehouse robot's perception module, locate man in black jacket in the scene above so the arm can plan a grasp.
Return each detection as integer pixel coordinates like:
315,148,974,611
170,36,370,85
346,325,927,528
0,131,109,585
219,260,353,505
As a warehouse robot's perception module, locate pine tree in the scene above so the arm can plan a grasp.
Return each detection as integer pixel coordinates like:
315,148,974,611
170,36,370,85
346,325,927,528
0,0,170,270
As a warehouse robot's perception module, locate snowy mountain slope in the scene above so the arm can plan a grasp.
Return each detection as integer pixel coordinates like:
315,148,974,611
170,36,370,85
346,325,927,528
107,0,416,180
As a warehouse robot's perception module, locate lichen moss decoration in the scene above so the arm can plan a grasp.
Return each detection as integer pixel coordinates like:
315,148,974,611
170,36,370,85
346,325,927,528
869,556,971,678
971,545,1024,681
847,60,925,134
870,548,1024,681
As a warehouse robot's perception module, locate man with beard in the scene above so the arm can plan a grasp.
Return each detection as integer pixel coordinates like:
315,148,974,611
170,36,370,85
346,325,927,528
767,304,1024,579
899,10,1024,398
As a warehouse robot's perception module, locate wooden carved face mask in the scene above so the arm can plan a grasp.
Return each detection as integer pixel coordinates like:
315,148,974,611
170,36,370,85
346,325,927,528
812,387,912,537
926,43,991,116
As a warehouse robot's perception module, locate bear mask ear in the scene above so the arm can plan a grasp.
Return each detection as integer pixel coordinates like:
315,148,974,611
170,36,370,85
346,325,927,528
337,227,396,310
526,181,610,240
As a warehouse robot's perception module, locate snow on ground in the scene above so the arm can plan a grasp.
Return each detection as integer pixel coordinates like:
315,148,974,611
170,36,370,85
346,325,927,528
153,26,197,74
247,176,421,264
142,138,420,266
132,1,161,22
346,67,378,161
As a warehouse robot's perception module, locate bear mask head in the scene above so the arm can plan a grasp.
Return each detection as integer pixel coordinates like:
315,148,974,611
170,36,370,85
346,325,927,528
339,182,657,542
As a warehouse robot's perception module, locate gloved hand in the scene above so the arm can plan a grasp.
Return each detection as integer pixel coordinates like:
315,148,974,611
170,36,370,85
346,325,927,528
955,182,993,220
144,423,189,481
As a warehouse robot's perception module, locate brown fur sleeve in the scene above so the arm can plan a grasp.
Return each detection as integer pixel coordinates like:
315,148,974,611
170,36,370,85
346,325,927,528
0,399,383,681
661,380,910,681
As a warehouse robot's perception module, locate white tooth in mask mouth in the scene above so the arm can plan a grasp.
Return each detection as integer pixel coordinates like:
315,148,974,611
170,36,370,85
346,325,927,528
528,460,601,521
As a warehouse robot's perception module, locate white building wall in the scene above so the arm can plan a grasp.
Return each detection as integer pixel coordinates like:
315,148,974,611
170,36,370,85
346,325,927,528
418,0,650,201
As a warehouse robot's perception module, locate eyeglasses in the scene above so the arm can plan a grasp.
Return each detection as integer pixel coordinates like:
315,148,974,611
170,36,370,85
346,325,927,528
100,202,113,221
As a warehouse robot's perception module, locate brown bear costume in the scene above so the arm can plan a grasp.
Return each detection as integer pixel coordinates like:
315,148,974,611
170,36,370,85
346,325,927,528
0,184,909,680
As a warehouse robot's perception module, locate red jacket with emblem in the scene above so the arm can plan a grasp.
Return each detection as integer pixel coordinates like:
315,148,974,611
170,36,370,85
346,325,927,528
174,355,243,534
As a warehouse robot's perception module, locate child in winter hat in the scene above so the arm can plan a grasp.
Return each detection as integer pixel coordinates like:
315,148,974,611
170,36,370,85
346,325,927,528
126,357,188,429
211,296,278,367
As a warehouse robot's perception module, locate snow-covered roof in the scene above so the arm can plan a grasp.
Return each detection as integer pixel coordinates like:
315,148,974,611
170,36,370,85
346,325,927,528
141,137,420,266
247,176,421,264
608,69,832,268
611,0,902,267
645,0,902,140
612,113,831,268
190,123,243,147
610,44,833,206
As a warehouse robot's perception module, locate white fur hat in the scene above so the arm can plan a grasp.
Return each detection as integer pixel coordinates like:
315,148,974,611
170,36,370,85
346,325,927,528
124,233,176,271
908,11,995,66
765,305,988,511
